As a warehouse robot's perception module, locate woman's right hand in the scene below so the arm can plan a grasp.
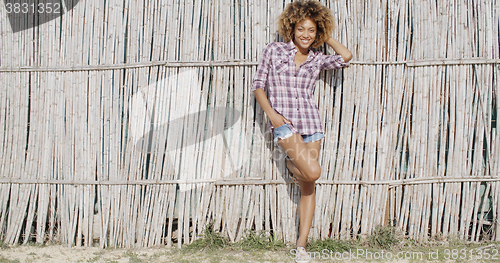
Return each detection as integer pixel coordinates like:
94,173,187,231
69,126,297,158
269,112,291,128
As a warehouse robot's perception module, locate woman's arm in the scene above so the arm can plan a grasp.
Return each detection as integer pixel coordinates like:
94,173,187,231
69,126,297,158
252,43,290,128
253,88,291,128
325,37,352,63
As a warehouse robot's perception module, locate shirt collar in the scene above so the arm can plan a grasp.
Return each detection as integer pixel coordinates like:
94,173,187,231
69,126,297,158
285,40,296,51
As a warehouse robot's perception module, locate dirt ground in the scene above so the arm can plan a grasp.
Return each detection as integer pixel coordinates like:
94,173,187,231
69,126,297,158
1,243,500,262
1,245,291,263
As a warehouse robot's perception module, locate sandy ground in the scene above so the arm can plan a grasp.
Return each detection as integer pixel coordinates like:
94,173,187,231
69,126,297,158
2,244,499,262
0,245,293,263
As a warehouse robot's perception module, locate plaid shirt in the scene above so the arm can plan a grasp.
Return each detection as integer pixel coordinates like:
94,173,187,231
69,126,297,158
252,41,348,135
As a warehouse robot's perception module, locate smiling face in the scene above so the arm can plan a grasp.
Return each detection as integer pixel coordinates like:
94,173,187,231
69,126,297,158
293,18,317,54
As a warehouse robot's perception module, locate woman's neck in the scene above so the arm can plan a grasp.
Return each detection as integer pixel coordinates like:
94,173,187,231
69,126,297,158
293,41,309,55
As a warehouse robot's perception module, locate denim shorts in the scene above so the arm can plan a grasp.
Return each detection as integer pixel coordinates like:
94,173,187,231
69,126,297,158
272,124,325,143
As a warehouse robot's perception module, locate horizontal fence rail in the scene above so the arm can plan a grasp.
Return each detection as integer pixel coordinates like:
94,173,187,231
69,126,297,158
1,176,500,186
0,58,499,72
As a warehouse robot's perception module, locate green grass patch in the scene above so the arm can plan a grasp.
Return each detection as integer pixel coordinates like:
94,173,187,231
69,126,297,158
234,230,286,251
368,225,400,249
184,222,230,251
122,251,146,263
0,240,9,249
0,256,20,263
185,223,286,252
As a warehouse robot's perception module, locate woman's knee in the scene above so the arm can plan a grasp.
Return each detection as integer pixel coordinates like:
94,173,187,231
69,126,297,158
303,165,321,182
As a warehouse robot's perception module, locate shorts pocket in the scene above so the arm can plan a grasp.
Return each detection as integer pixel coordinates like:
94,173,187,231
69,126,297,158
273,123,293,142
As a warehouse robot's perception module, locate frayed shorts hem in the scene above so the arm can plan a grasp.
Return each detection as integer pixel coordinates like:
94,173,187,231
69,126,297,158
272,124,325,143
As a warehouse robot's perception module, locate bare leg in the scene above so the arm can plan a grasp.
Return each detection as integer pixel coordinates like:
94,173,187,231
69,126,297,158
278,134,321,182
296,140,321,248
278,135,322,248
286,158,302,176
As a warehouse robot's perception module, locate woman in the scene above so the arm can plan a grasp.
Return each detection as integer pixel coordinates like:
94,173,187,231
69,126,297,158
252,1,352,262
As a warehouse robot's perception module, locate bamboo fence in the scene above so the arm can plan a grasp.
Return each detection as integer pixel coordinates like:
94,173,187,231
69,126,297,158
0,0,498,248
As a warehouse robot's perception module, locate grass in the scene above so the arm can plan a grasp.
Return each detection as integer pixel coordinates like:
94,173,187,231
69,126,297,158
234,230,286,251
122,251,146,263
184,222,230,250
181,223,289,262
0,257,20,263
185,223,286,252
0,240,8,249
86,255,101,263
182,224,500,262
0,225,499,262
368,225,400,249
0,256,20,263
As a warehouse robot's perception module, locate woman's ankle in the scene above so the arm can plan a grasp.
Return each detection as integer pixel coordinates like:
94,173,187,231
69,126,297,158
296,240,307,248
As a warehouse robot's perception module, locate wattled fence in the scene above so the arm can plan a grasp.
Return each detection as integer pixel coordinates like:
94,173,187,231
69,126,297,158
0,0,499,248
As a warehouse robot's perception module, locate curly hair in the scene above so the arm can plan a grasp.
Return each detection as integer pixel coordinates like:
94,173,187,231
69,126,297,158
277,0,335,49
